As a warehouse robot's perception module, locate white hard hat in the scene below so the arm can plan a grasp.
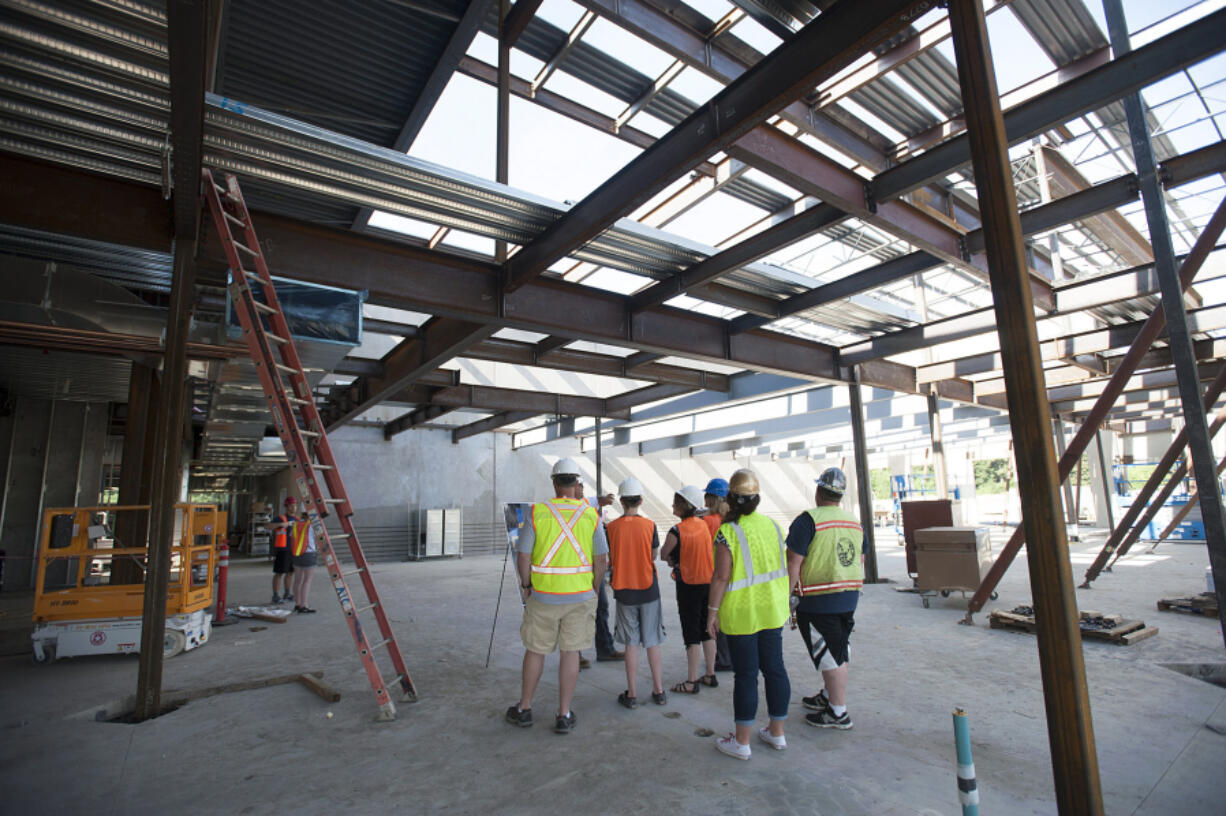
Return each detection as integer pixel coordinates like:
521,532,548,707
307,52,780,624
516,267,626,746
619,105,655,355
618,477,644,497
551,457,582,477
676,485,705,509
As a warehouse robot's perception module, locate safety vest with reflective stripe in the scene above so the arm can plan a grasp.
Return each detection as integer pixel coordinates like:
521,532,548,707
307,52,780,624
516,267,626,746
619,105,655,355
530,498,599,596
677,516,714,584
799,507,864,596
607,515,655,591
290,518,311,557
716,512,789,636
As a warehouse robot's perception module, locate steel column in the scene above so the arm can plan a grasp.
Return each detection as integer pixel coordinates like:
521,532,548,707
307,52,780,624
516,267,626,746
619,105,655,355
595,416,602,500
496,0,511,264
1103,0,1226,645
1095,431,1116,534
850,367,877,583
135,238,195,720
136,0,206,722
927,391,948,500
1052,419,1077,526
947,2,1102,813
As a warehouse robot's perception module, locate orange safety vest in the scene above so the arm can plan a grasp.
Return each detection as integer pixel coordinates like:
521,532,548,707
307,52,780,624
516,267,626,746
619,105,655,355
702,512,721,540
607,515,656,591
529,498,599,596
677,515,714,584
290,519,311,557
273,514,295,549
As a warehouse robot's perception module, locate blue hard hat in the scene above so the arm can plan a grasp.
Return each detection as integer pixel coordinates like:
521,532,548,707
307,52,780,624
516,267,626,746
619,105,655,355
704,478,729,498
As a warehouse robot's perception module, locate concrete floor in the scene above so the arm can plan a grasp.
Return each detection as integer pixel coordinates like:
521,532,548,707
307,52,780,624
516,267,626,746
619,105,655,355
2,528,1224,815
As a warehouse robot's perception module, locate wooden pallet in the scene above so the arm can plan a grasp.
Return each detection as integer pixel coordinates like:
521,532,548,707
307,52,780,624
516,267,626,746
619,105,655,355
988,608,1159,645
1157,593,1220,618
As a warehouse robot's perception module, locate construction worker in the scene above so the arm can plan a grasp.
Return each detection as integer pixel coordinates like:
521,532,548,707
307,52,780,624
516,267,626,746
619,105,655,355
269,496,297,604
506,457,608,734
706,469,791,760
786,467,863,730
607,477,667,709
288,509,317,614
660,484,716,694
577,480,623,666
702,478,733,672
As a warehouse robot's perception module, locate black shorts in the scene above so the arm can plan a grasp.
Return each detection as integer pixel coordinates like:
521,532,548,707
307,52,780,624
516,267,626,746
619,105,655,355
796,610,854,669
675,579,711,645
272,548,294,574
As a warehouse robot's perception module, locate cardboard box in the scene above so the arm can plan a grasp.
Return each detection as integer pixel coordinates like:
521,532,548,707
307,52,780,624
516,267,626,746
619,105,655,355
914,526,992,592
901,500,962,574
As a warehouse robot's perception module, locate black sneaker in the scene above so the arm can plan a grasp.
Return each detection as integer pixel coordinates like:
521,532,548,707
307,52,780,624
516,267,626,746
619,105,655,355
554,711,576,734
505,705,533,727
802,689,831,712
805,708,852,730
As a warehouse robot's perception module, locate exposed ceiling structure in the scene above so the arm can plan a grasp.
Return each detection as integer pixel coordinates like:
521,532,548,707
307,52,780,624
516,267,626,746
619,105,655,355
0,0,1224,489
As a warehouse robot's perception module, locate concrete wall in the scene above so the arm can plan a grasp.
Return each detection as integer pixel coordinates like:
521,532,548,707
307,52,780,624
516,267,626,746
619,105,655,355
0,398,110,591
254,424,867,561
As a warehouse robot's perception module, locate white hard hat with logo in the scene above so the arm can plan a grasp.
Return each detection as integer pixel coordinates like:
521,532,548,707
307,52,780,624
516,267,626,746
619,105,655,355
551,457,582,477
618,477,645,497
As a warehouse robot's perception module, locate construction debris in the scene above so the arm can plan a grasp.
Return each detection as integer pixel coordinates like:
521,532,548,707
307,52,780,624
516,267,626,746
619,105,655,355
989,607,1159,645
1156,593,1220,618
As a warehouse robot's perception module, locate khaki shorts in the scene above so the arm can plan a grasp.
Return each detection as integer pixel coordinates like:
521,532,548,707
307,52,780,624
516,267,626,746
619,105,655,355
521,595,597,654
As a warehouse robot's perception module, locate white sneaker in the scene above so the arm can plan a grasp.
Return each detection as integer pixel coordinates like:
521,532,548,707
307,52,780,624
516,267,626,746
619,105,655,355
758,726,786,750
715,734,751,760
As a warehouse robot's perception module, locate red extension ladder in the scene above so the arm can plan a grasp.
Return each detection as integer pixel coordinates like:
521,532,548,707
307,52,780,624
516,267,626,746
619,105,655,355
202,169,416,721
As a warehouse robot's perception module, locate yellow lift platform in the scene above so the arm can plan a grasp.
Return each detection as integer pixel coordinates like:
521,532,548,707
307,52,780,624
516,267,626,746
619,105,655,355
31,504,222,662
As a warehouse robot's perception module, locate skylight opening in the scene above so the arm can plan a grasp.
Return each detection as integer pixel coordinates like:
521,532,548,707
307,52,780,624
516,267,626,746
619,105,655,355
668,66,726,107
541,69,633,118
579,266,656,295
439,228,496,256
582,17,676,77
680,0,736,25
535,0,586,31
833,98,908,145
990,8,1056,94
628,112,674,138
731,15,782,56
658,191,770,247
367,211,440,240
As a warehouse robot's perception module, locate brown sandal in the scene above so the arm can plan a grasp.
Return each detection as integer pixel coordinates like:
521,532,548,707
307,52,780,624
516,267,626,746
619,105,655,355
671,679,700,694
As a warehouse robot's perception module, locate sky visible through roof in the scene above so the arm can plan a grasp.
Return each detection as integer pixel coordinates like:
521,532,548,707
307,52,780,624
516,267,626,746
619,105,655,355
351,0,1226,440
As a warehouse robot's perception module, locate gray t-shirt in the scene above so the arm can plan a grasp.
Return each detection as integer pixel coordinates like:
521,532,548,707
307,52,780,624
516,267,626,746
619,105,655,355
517,500,609,605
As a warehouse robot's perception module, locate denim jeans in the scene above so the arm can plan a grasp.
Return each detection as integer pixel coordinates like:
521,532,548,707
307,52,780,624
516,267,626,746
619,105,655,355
726,626,790,725
595,571,615,656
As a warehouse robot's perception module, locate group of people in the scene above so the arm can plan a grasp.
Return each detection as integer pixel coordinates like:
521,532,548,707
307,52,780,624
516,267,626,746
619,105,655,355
506,458,866,760
268,495,318,613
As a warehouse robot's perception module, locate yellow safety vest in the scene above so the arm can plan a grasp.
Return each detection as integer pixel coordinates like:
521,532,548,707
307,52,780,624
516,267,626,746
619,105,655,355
530,498,599,597
717,512,789,636
290,519,311,557
799,507,864,596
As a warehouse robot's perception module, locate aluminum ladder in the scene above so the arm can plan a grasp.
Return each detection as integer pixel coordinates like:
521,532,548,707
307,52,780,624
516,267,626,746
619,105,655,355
202,169,416,721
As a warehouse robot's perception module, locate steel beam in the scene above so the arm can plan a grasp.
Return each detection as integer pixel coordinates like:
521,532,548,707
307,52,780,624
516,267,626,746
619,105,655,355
502,0,544,47
571,0,892,169
875,7,1226,201
1104,0,1226,646
453,410,537,441
322,318,498,430
501,0,931,292
383,404,458,439
947,3,1102,812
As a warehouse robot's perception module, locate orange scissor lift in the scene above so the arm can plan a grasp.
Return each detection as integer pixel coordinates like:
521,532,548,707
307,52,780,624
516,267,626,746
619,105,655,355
31,504,221,662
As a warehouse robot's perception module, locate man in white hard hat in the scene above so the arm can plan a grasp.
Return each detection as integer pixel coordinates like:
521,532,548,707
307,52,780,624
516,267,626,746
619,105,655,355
506,457,609,734
785,466,864,730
